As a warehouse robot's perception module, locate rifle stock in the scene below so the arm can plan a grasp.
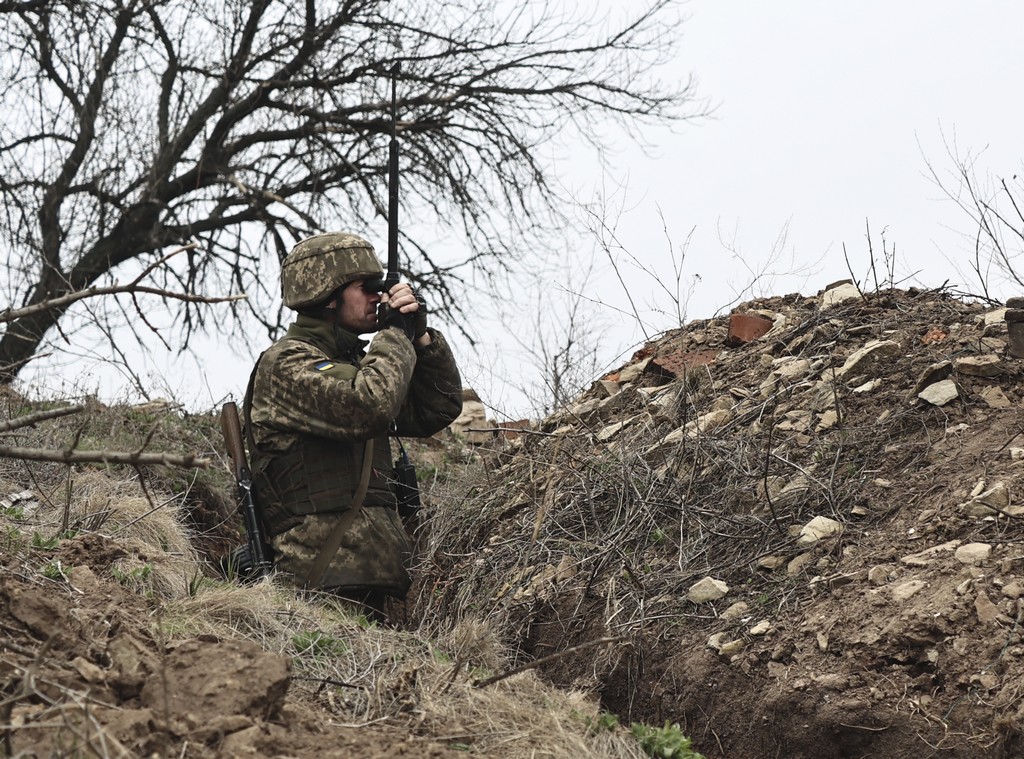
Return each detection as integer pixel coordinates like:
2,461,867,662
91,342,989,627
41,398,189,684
220,402,272,579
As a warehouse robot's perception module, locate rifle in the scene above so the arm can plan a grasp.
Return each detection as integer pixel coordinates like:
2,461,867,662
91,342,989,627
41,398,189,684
220,401,272,580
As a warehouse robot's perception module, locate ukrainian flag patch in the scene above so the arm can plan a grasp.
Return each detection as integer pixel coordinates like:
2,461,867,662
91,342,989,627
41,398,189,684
314,361,335,371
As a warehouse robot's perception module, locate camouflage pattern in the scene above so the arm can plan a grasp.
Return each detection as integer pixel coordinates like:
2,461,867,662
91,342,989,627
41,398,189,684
281,232,384,309
271,508,411,595
246,313,463,594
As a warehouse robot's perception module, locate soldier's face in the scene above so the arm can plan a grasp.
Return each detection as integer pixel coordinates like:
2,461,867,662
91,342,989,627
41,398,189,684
331,279,381,334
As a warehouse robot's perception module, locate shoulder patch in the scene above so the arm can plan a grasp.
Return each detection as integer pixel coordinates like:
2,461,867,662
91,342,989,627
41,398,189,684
314,361,335,371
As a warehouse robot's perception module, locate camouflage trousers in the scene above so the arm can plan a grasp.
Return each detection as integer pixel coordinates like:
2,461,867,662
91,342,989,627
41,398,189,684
271,505,411,597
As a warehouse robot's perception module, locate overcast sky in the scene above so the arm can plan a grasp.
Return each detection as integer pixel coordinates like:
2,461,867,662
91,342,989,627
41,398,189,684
21,1,1024,418
457,1,1024,416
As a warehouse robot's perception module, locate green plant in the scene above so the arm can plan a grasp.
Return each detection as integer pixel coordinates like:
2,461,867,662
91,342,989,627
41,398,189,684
631,721,704,759
291,630,350,659
584,711,620,734
42,560,70,581
31,532,60,550
111,563,153,586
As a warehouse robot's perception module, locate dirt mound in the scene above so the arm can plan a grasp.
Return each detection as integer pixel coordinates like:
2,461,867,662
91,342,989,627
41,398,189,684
416,285,1024,758
1,532,460,757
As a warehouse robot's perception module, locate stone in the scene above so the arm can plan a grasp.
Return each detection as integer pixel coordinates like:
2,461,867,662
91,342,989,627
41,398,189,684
980,387,1012,408
757,556,785,571
955,543,992,565
618,358,651,384
912,361,953,396
817,410,839,431
867,566,891,585
901,540,962,566
796,516,843,548
787,553,815,576
720,601,750,621
749,620,772,636
718,639,745,657
1002,581,1024,599
595,420,627,441
687,576,729,603
918,379,959,406
955,354,1001,377
891,579,927,602
820,282,862,309
975,592,1002,625
832,340,901,381
985,307,1009,325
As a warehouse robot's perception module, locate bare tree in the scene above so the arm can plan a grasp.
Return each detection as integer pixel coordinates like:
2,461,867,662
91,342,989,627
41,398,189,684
0,0,698,384
925,140,1024,302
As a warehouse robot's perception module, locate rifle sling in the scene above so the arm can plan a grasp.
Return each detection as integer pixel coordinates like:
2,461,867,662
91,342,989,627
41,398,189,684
303,439,374,589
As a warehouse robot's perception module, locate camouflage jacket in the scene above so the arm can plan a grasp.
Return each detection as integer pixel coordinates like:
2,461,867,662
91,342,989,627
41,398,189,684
246,317,462,533
248,316,462,453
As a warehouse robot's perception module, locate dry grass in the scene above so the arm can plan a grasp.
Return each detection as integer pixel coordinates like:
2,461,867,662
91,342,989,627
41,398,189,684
0,397,652,759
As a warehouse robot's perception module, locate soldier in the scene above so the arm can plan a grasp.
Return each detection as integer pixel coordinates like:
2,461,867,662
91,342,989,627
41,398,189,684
244,231,462,617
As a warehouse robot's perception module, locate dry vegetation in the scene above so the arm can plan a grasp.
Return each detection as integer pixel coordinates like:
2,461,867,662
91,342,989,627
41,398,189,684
0,392,676,758
7,285,1024,758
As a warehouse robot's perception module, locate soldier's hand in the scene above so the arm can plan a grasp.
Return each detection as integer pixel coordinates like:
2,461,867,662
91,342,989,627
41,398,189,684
380,284,420,341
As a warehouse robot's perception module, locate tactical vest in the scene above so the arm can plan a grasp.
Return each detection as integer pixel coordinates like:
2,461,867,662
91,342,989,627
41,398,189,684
251,433,396,537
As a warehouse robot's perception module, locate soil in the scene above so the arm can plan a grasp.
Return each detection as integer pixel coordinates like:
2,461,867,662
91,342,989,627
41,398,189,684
5,285,1024,758
415,286,1024,758
0,530,459,758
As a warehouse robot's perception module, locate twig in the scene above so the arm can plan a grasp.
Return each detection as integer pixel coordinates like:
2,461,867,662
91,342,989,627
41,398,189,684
473,635,627,689
0,405,85,433
0,445,212,468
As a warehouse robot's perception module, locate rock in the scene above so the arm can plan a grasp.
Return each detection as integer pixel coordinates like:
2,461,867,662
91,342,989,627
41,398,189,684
820,282,862,309
955,354,1001,377
980,387,1012,408
749,620,772,636
975,592,1003,625
1002,582,1024,599
832,340,901,381
891,579,927,602
687,576,729,603
720,601,750,621
707,632,729,651
901,540,962,566
852,379,881,393
867,566,891,585
817,410,839,431
787,553,815,576
595,420,627,441
985,307,1009,326
912,361,953,396
757,556,785,571
918,379,959,406
955,543,992,565
719,639,745,657
796,516,843,548
618,358,651,384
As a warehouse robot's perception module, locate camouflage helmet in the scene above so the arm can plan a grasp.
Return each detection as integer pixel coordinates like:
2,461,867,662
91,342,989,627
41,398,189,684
281,232,384,310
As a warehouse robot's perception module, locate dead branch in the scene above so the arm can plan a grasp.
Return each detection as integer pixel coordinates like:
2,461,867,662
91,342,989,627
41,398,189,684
0,246,246,324
473,636,627,689
0,445,212,468
0,405,85,433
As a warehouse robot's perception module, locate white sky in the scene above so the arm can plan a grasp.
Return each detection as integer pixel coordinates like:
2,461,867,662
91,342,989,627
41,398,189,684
459,1,1024,417
21,1,1024,419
